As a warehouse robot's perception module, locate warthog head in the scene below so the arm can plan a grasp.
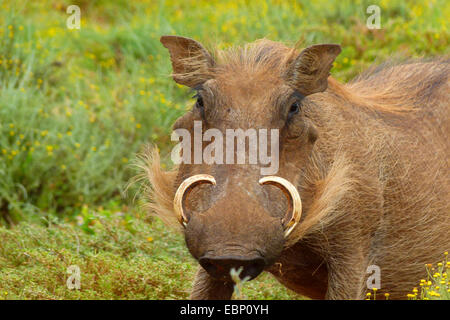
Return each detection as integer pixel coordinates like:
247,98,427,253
160,35,341,282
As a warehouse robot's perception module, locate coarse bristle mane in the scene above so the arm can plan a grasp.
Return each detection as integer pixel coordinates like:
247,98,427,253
138,39,449,242
213,39,298,75
341,57,449,113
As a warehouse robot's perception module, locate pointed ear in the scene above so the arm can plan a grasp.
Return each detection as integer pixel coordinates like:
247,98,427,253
285,44,341,95
160,35,214,88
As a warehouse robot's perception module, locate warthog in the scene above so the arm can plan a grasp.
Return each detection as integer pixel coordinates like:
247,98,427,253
144,35,449,299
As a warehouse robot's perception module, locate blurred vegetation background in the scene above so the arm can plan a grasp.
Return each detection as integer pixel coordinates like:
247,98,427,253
0,0,448,299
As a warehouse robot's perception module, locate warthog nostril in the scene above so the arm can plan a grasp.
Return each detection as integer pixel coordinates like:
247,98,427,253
199,255,266,281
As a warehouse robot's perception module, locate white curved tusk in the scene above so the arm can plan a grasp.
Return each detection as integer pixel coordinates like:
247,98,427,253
259,176,302,238
173,174,216,228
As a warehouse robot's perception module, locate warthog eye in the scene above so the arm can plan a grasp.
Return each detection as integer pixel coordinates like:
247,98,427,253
288,102,300,121
195,95,204,108
193,94,205,118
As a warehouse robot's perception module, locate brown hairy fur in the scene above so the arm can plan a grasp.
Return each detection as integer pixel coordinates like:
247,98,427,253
142,38,449,299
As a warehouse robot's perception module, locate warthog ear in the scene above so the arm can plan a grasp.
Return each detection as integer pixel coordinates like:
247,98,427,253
285,44,341,95
160,35,214,88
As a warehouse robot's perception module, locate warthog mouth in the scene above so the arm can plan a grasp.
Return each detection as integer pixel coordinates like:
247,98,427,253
173,174,302,237
199,254,267,281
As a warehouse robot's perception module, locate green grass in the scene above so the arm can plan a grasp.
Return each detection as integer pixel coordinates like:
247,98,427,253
0,0,448,299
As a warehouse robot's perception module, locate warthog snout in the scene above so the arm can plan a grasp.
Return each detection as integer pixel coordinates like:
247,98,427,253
199,255,266,281
174,174,302,282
